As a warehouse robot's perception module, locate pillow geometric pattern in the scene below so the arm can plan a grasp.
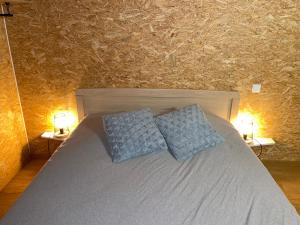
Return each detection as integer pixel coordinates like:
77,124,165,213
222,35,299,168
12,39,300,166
103,108,168,163
155,104,224,161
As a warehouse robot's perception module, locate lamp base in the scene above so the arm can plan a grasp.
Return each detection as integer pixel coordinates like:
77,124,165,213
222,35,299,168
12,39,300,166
245,139,253,144
54,131,69,138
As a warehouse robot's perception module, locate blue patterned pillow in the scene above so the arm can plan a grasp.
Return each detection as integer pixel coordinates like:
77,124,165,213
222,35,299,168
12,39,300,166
155,105,224,161
103,108,168,163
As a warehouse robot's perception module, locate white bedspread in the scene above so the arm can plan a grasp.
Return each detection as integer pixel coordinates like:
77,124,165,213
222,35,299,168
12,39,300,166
1,113,299,225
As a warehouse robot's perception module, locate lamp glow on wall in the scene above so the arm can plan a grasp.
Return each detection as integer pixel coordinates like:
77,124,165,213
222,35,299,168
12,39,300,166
53,111,75,137
233,112,259,142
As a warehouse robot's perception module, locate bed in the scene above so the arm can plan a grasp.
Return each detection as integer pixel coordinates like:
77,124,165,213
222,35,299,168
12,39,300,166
1,88,299,225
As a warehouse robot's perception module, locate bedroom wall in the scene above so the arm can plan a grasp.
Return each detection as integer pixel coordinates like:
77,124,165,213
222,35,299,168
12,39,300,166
0,16,29,190
5,0,299,160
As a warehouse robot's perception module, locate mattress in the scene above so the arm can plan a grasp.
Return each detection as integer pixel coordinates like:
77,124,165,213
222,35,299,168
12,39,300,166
1,113,299,225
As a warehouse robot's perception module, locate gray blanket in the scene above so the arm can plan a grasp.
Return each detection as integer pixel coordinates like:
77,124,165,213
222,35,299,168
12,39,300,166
1,113,299,225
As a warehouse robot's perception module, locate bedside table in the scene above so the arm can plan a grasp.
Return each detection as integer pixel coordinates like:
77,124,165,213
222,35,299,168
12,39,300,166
246,138,275,157
41,131,68,157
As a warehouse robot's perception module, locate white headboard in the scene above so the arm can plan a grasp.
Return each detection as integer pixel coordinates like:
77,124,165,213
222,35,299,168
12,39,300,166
75,88,240,122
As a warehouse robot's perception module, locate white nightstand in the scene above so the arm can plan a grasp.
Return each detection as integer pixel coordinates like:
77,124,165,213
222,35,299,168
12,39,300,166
246,138,275,157
41,131,68,156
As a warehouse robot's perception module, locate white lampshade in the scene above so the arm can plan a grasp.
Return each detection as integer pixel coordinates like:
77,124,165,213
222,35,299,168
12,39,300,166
54,112,68,129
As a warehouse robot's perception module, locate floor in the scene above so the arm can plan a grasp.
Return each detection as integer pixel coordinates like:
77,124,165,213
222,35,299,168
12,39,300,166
0,159,46,218
0,160,299,219
263,160,300,214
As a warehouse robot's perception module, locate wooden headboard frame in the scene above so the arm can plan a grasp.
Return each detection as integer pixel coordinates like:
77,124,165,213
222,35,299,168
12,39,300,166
75,88,240,122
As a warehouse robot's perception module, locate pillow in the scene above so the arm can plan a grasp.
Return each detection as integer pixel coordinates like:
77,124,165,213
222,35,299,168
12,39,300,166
103,108,168,163
155,104,224,161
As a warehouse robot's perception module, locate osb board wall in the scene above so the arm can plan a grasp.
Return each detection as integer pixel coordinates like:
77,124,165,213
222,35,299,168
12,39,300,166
0,17,28,190
5,0,300,160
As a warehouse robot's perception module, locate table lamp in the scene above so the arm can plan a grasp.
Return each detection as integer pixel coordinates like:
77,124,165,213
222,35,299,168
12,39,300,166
240,117,254,141
53,112,70,137
234,112,255,142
